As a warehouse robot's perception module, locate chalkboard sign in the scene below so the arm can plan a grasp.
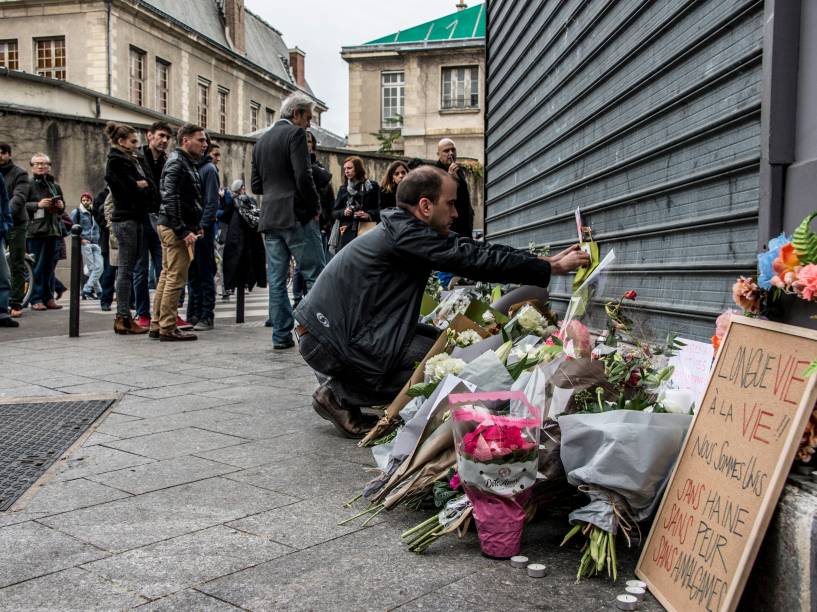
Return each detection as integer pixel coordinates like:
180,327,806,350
637,316,817,612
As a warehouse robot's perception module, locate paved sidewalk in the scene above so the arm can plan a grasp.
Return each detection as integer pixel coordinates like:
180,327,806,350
0,326,660,611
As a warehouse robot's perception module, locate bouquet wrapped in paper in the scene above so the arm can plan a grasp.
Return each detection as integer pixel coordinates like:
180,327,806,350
558,410,691,580
450,390,540,558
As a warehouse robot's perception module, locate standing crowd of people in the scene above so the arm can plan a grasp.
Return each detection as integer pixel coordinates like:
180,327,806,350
0,92,479,362
0,119,266,339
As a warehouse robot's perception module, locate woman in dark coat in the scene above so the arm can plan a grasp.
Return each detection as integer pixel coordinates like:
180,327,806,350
104,121,152,335
222,181,266,293
331,156,380,252
378,160,408,210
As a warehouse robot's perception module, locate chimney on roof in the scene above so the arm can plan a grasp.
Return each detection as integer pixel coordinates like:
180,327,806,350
456,1,468,10
224,0,246,55
288,47,306,88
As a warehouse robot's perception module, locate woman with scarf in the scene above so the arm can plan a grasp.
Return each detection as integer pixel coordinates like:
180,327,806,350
331,156,380,252
104,122,151,334
378,160,408,210
222,180,266,295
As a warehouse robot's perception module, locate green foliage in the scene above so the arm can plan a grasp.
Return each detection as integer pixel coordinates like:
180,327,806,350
370,114,403,153
407,381,439,399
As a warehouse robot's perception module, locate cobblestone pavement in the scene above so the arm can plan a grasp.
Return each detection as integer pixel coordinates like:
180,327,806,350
0,326,662,611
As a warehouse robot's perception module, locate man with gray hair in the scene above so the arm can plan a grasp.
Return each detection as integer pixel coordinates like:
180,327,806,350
251,92,324,349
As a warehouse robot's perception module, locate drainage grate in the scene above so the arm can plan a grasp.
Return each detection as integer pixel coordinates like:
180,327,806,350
0,398,115,511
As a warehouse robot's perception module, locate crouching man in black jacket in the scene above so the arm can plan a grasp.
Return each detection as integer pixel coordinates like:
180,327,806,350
294,166,590,438
152,124,207,342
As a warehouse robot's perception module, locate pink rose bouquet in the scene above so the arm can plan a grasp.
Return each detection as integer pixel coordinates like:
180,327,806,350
450,390,541,558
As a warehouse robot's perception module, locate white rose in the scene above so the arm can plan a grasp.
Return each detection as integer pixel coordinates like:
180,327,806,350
660,389,694,415
457,330,482,347
516,305,545,333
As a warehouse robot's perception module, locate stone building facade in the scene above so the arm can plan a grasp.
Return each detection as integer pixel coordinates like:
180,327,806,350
0,0,326,134
341,3,485,163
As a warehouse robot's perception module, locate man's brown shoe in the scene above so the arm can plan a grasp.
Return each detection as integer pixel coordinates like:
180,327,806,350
312,384,367,439
10,309,22,318
45,299,63,310
31,303,47,311
159,329,198,342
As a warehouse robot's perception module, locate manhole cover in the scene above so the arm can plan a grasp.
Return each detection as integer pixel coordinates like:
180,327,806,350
0,397,115,511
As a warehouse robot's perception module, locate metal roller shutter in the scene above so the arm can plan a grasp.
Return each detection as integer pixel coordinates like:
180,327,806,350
485,0,764,341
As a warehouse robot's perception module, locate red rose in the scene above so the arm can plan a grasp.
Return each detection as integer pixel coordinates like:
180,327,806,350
624,290,637,300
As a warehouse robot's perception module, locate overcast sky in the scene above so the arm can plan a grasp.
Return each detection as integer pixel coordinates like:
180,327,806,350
245,0,467,137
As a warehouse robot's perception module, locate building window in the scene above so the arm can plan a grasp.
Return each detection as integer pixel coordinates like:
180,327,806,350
35,37,66,80
381,71,404,128
441,66,479,110
197,79,210,128
0,40,19,70
265,107,275,127
250,101,260,132
155,59,170,114
218,88,229,134
129,47,146,106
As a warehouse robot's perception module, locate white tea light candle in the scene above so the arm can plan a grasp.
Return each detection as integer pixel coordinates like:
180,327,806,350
626,579,647,589
625,586,645,601
526,563,547,578
615,594,640,610
509,556,528,568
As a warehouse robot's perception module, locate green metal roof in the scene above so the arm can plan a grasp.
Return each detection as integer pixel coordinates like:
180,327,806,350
364,3,485,45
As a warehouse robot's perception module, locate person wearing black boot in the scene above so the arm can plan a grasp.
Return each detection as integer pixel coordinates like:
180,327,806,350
104,122,151,335
295,167,590,438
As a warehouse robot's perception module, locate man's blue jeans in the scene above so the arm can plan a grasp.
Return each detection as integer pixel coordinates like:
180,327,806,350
134,218,163,318
0,236,11,318
264,219,325,345
28,236,57,306
186,226,216,322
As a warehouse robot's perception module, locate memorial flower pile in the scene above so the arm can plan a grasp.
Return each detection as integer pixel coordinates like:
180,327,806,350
343,272,694,583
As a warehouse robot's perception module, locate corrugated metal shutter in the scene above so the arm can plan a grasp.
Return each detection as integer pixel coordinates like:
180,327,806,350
485,0,763,341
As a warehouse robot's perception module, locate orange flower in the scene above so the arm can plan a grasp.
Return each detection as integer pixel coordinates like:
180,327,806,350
773,243,801,287
711,335,721,351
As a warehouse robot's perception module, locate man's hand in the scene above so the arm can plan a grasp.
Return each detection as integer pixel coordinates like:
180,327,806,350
549,249,591,275
544,243,582,263
136,179,148,189
183,232,197,245
38,198,52,209
344,207,353,218
53,199,64,211
448,162,460,177
353,210,370,220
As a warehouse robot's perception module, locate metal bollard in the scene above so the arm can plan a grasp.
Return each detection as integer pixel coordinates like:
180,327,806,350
69,224,82,337
236,285,245,324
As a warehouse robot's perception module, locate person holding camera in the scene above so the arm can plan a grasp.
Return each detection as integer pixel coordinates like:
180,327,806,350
331,156,380,252
25,153,65,311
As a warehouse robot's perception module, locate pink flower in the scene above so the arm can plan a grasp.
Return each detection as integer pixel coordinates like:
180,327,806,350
545,336,555,346
562,320,592,358
732,276,760,313
461,423,534,461
793,264,817,301
715,310,738,339
449,472,461,490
